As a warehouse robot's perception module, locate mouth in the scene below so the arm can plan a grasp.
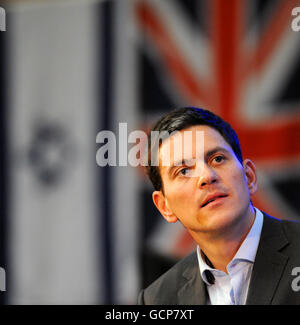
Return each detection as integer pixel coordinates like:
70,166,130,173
201,194,228,208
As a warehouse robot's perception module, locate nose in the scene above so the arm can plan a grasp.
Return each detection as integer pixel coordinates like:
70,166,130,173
197,164,218,188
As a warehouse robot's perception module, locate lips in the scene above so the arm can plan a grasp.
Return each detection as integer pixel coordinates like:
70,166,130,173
201,193,228,208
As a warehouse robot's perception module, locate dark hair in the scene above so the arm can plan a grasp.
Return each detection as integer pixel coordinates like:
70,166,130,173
146,107,243,192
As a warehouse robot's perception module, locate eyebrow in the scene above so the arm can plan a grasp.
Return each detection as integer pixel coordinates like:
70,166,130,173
204,146,231,161
166,146,231,177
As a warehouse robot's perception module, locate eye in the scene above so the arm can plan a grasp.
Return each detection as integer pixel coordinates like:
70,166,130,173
178,167,191,176
213,155,225,164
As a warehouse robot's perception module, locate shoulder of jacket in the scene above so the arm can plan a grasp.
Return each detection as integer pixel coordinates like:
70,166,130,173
281,218,300,241
140,251,197,304
263,211,300,241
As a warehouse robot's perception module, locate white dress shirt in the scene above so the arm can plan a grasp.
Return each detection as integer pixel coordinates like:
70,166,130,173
196,207,264,305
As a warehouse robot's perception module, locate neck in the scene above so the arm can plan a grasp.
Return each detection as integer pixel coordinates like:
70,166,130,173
191,205,256,273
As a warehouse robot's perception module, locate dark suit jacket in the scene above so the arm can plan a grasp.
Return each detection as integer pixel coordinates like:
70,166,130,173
138,213,300,304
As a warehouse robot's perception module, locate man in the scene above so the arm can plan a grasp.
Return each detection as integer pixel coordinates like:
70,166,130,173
138,107,300,305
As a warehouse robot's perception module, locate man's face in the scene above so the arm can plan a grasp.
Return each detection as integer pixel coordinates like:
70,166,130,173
152,125,257,236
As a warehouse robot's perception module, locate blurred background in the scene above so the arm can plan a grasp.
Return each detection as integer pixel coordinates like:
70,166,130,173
0,0,300,304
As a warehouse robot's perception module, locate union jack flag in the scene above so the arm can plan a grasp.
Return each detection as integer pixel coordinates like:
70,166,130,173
131,0,300,287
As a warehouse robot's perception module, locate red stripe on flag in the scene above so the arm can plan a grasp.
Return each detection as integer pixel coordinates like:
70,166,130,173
210,0,245,121
237,116,300,161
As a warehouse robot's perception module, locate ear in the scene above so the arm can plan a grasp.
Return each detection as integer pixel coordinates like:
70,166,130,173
152,191,178,223
243,159,258,196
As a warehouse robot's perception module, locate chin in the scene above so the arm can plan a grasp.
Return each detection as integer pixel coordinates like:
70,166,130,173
196,208,244,233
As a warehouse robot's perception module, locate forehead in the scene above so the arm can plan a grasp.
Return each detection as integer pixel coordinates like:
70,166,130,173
158,125,233,170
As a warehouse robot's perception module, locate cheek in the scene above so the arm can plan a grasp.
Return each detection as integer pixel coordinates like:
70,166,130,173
167,189,188,206
232,170,250,197
165,186,194,213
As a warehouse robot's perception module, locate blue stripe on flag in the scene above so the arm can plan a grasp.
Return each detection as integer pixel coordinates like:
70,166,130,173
98,0,115,304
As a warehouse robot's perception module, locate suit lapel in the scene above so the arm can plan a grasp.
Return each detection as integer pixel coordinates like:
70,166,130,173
177,253,207,304
175,213,289,305
246,213,289,305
